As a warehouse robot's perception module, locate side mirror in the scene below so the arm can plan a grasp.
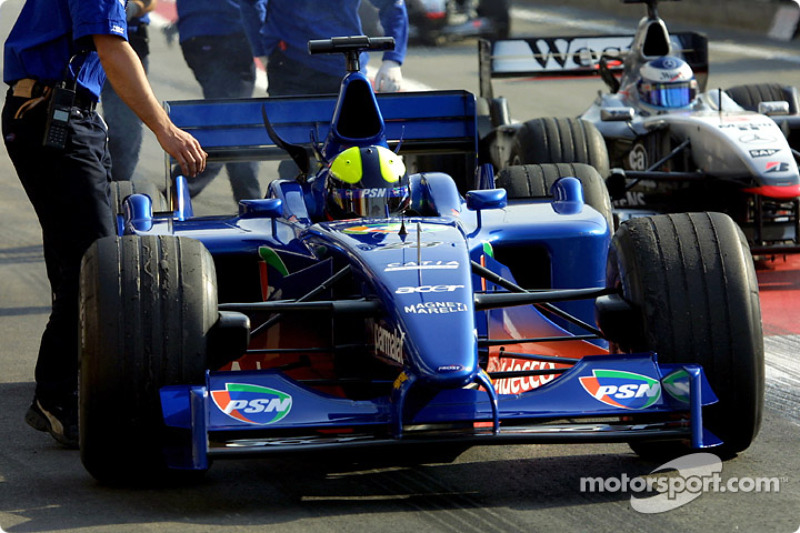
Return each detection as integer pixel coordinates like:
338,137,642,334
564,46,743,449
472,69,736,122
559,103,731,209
601,107,635,122
606,168,628,201
550,177,584,216
122,193,153,233
239,198,284,219
466,188,507,211
758,101,790,116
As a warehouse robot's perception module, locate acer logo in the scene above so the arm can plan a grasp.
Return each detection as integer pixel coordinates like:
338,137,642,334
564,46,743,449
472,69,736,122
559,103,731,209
395,285,464,294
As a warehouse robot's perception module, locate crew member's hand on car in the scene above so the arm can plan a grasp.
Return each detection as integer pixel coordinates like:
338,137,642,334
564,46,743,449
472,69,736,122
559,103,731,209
95,33,208,177
155,124,208,178
374,59,402,92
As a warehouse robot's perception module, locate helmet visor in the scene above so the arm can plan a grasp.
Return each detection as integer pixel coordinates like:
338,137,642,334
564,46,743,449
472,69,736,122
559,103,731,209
641,80,697,108
329,185,410,219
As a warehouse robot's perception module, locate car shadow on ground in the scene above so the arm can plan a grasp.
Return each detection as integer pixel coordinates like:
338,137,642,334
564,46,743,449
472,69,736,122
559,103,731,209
0,379,665,532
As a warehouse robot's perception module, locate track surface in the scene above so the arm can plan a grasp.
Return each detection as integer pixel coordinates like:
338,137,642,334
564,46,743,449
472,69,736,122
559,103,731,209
1,1,799,532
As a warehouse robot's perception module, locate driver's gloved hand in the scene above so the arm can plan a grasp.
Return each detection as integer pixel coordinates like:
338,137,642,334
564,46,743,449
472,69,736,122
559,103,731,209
374,60,402,93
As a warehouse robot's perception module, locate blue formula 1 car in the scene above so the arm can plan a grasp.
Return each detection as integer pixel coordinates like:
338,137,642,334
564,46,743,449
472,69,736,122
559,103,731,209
77,36,764,485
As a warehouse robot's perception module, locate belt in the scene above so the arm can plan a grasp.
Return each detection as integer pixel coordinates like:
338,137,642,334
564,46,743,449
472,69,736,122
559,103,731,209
10,78,97,111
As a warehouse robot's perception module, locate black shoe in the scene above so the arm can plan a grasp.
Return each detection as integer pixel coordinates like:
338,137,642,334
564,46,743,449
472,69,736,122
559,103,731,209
25,397,78,449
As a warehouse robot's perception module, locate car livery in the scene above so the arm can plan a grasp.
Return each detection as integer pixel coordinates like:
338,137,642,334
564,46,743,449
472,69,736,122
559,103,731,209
76,35,764,486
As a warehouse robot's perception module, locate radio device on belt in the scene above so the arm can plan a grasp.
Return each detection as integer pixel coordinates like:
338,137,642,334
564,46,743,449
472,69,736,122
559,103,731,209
43,56,81,150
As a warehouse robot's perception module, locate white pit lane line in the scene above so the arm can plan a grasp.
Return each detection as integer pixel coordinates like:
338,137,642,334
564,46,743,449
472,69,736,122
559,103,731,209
765,336,800,426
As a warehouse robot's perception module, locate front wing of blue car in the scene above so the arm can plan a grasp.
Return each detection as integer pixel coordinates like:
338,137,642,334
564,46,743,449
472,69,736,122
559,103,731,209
159,353,719,471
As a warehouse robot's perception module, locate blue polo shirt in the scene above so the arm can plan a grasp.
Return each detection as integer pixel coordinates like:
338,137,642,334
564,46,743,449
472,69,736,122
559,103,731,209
239,0,408,78
176,0,247,42
3,0,128,99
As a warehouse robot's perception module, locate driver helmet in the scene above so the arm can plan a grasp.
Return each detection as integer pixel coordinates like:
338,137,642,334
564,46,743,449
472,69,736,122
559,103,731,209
637,56,698,109
326,145,410,219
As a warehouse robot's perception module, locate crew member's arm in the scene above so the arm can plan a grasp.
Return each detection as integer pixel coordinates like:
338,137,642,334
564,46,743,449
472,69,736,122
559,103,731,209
238,0,269,64
94,33,207,177
371,0,409,92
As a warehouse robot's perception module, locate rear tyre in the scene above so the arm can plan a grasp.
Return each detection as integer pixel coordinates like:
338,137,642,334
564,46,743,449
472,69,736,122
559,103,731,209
725,83,799,113
726,83,800,147
603,213,763,460
509,117,610,178
496,163,614,232
79,235,218,485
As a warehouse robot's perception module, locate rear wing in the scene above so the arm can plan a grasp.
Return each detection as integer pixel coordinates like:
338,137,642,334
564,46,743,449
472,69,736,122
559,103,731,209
165,90,479,163
478,32,708,99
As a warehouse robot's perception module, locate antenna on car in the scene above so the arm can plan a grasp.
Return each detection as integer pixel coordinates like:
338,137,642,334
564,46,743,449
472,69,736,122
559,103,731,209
394,125,405,154
625,0,671,21
644,0,660,20
309,128,326,166
261,105,311,177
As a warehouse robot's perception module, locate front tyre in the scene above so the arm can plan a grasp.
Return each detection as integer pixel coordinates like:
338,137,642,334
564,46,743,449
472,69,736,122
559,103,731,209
603,213,763,460
79,235,218,485
725,83,799,113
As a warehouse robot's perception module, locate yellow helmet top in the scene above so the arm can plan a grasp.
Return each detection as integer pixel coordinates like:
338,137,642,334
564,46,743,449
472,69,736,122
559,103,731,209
329,146,406,185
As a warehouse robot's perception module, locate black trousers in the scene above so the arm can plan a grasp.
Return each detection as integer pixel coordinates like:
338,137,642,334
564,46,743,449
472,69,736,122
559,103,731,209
2,91,115,404
266,49,342,97
180,31,261,201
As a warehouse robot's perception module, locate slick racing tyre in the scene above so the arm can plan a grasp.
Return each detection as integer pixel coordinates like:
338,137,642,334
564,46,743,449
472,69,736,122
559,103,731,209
603,213,764,460
477,0,511,40
496,163,614,232
509,117,610,178
110,180,169,217
726,83,800,146
79,235,218,485
725,83,799,114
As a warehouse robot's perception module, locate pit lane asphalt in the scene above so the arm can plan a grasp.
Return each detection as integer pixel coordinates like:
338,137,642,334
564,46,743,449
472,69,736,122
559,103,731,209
0,2,799,532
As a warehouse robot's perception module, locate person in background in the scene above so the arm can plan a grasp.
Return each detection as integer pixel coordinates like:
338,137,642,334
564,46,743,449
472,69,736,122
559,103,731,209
3,0,207,448
174,0,262,202
238,0,409,179
239,0,409,96
100,0,156,182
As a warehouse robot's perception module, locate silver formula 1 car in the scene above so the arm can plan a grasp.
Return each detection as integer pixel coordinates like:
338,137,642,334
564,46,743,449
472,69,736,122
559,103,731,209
479,0,800,254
